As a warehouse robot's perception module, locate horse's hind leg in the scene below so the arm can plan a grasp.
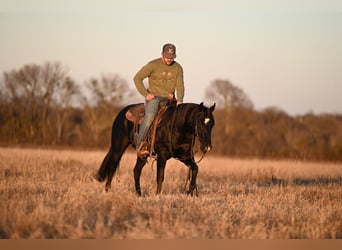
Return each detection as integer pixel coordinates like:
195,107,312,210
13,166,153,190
96,150,111,183
156,157,167,195
96,105,135,192
133,157,147,196
105,151,115,191
97,147,121,191
97,141,129,192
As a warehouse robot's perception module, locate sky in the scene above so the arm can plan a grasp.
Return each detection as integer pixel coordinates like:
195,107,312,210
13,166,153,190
1,1,342,115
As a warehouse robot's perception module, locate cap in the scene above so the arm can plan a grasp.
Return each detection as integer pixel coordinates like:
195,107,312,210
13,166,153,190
162,43,176,59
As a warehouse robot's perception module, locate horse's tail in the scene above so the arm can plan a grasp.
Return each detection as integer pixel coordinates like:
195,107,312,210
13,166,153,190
96,147,115,182
96,105,132,189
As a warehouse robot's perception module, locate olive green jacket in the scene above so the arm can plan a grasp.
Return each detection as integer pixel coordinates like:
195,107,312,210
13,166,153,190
133,58,184,102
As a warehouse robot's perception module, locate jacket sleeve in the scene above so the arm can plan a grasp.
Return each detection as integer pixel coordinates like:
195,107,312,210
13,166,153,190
133,62,153,97
175,65,185,102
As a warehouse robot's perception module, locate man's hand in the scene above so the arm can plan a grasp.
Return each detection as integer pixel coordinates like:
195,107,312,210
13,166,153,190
176,101,182,106
145,93,155,101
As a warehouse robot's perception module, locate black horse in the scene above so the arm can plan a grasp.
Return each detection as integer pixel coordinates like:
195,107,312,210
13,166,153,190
96,102,215,196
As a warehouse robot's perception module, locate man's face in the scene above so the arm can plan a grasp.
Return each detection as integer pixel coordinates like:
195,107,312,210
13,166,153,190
162,55,174,65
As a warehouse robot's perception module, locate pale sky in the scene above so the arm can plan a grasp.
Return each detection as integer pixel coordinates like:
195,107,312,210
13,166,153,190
1,0,342,115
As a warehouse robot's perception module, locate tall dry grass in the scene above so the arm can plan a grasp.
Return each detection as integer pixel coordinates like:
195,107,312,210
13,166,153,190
0,147,341,239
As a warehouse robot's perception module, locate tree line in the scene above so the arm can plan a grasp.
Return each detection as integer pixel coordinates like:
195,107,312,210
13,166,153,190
1,62,341,161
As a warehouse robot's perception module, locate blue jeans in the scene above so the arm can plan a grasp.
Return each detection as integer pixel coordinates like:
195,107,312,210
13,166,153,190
136,96,165,150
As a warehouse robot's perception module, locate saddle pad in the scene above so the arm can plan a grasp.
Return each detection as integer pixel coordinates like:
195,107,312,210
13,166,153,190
125,104,145,124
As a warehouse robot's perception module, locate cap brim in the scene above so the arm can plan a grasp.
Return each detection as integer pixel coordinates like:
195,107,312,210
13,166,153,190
164,53,176,59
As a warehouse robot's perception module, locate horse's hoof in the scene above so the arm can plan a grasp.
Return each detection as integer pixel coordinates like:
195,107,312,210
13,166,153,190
136,189,142,196
187,185,198,196
95,173,105,182
105,183,111,192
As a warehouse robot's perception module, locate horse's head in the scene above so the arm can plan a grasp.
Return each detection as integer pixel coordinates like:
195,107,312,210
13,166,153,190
196,102,216,154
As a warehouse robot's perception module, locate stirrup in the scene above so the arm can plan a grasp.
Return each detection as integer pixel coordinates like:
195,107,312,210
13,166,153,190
137,142,149,158
137,149,149,158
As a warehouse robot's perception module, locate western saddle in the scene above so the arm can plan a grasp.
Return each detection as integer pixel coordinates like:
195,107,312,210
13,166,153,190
125,99,176,158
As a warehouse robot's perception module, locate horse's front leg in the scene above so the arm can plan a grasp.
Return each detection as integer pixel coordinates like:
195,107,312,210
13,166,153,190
133,157,147,196
181,159,199,196
188,163,199,196
156,158,167,195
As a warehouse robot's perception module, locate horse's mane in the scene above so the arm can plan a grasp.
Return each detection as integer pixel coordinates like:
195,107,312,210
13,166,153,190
163,103,200,127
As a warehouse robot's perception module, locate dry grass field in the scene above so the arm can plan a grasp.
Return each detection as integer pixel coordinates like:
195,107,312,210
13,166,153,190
0,147,341,239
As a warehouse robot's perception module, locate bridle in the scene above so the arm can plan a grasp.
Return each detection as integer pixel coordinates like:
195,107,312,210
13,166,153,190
192,123,207,164
169,106,209,164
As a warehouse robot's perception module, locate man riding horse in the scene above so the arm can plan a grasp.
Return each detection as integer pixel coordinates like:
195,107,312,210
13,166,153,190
134,43,184,157
96,44,215,195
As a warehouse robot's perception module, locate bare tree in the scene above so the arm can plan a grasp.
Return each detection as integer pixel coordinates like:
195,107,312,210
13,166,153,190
52,76,80,143
205,79,253,109
82,73,138,145
85,73,137,107
1,62,78,143
205,79,253,134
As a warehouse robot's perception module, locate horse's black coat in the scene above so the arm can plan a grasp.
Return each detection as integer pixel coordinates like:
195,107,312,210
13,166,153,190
96,102,215,195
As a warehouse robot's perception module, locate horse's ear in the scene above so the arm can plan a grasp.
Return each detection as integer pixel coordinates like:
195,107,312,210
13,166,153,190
209,103,216,112
199,102,204,108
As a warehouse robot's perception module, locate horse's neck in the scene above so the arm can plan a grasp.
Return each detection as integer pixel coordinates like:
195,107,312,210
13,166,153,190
173,105,197,130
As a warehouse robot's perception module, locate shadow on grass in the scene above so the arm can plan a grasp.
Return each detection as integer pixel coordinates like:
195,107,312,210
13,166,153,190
258,176,342,187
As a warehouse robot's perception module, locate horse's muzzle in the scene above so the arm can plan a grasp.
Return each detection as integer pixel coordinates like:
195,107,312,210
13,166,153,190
201,145,212,153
